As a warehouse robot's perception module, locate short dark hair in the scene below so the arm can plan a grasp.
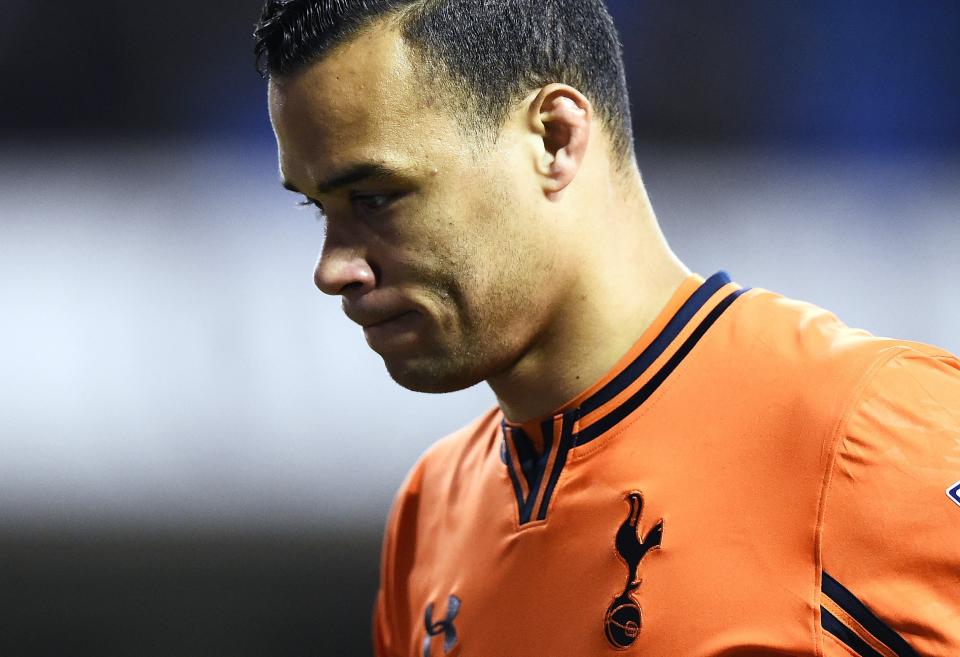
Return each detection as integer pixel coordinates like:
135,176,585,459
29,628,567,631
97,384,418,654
254,0,635,167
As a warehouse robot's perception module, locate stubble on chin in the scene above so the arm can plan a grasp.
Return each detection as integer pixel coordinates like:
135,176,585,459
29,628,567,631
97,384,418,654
381,348,486,394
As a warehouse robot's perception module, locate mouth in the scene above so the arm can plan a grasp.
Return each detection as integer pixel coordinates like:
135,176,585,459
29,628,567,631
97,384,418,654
361,311,421,348
361,310,416,330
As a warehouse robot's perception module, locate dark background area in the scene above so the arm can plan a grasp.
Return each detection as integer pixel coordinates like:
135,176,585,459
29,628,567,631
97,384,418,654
1,526,381,657
4,1,958,150
1,2,958,656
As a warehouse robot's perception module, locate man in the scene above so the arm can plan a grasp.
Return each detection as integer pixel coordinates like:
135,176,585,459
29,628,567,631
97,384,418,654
255,1,960,655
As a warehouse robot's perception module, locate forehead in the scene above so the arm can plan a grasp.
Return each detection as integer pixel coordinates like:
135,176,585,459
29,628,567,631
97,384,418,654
269,25,447,184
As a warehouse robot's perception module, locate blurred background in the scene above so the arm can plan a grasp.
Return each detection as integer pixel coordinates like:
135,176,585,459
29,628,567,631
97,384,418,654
1,1,958,655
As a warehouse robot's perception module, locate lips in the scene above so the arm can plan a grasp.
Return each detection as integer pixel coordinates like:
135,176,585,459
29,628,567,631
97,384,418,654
343,300,415,330
360,310,416,329
360,311,422,351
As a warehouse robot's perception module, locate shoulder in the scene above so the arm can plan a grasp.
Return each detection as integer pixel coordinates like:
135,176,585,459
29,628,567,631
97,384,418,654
383,405,502,530
817,345,960,655
724,286,960,653
838,342,960,467
731,286,888,361
406,404,503,487
710,286,958,462
727,286,947,396
728,284,960,498
375,408,501,656
377,404,502,589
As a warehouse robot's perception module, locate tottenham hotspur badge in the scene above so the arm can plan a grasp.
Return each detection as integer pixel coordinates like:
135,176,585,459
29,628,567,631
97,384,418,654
605,491,663,650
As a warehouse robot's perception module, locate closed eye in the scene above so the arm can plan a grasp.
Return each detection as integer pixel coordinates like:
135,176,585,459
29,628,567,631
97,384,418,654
295,192,403,220
297,197,321,209
296,197,328,226
351,192,403,213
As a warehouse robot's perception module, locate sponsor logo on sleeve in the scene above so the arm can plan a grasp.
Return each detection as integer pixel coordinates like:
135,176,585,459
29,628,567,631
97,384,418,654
947,480,960,508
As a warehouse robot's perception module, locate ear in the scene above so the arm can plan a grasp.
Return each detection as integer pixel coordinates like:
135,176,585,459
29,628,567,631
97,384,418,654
528,83,593,198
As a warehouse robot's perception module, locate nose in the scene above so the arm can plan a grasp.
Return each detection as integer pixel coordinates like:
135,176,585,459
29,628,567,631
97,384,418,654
314,244,377,297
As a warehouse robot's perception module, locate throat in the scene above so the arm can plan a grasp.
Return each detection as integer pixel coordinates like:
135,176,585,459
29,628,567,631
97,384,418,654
490,264,690,424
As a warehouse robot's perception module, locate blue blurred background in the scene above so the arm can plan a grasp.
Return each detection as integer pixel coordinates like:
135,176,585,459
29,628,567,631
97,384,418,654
1,1,958,655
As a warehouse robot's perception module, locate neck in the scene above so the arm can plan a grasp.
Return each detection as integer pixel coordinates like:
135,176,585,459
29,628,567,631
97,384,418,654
489,184,689,423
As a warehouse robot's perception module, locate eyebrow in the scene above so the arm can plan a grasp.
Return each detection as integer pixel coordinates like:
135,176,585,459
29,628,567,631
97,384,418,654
281,162,405,197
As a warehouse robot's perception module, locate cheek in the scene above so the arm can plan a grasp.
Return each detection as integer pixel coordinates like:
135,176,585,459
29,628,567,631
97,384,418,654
455,199,555,321
401,170,556,320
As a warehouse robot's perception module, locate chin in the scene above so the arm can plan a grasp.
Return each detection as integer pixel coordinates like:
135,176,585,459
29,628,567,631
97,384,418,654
383,355,487,395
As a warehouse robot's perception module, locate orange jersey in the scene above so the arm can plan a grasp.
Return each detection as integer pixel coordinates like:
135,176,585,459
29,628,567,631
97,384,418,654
373,272,960,657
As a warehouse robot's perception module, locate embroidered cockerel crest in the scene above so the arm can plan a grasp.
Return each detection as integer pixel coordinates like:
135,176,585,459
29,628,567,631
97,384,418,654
604,491,663,649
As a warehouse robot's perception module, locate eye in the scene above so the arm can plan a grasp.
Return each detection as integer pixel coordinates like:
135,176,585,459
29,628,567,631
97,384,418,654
351,193,400,213
297,197,320,209
297,197,327,222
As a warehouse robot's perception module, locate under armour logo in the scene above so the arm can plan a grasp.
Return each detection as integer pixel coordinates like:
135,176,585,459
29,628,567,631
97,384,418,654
423,595,461,657
605,491,663,650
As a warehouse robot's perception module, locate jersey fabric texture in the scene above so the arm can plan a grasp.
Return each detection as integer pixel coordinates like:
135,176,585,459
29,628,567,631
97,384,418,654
373,272,960,657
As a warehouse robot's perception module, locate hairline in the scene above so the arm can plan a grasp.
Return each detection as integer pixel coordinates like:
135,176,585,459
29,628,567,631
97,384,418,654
269,16,503,155
264,7,635,174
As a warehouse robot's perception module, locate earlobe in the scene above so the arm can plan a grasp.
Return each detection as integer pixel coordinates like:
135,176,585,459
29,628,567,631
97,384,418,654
529,84,592,196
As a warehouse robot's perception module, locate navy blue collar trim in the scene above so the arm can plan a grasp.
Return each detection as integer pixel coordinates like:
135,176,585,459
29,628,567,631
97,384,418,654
577,271,733,420
574,282,745,445
503,422,554,524
502,271,747,526
501,415,576,525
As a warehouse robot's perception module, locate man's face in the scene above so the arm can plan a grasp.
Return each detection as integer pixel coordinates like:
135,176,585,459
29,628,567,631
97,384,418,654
269,25,569,393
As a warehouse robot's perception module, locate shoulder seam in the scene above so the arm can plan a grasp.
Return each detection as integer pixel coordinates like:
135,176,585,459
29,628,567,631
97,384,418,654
812,345,912,655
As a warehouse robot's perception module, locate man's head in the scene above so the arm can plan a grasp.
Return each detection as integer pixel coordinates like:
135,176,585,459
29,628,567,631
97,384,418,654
258,0,644,394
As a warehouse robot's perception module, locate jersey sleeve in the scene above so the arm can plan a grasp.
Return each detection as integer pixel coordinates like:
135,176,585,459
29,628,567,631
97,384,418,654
372,587,392,657
819,347,960,657
373,458,426,657
373,525,398,657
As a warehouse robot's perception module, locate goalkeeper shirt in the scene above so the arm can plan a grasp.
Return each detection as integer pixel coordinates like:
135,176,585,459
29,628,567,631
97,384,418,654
374,271,960,657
